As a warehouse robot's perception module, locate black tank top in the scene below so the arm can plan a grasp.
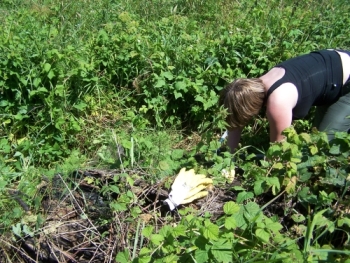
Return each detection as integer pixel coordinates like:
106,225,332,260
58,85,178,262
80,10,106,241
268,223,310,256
266,50,343,119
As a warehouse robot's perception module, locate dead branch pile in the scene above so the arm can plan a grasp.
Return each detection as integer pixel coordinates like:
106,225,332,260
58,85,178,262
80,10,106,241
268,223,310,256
0,169,234,263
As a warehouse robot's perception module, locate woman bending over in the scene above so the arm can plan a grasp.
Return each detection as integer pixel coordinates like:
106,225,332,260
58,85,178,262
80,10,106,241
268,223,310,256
219,49,350,152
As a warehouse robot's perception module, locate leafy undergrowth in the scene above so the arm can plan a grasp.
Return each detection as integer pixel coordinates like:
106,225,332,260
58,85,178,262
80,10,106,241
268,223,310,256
1,127,350,263
1,0,350,262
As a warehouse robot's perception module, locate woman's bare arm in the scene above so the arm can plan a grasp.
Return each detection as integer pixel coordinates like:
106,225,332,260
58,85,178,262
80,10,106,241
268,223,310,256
227,128,243,153
266,83,298,142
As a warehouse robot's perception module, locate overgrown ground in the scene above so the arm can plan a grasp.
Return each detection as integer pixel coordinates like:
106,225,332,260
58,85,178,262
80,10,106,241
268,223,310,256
1,0,350,262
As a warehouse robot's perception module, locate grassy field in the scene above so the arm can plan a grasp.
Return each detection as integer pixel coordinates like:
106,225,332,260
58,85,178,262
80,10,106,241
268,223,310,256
1,0,350,262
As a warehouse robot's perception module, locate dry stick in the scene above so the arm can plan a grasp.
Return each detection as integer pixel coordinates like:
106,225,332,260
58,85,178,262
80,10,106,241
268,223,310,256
45,240,64,263
57,173,99,235
0,238,37,263
107,225,118,263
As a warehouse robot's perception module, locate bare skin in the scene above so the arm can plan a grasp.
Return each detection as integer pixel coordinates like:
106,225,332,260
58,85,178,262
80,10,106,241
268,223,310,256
227,50,350,153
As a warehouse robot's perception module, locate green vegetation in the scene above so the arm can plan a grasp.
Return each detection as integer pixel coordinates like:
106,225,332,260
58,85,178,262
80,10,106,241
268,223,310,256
1,0,350,262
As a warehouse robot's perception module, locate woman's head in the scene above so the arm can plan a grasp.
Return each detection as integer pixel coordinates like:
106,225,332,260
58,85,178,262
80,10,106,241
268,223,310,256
219,78,266,129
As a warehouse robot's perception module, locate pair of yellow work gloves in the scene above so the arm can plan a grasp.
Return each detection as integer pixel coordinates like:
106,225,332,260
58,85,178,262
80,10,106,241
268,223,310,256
164,168,214,211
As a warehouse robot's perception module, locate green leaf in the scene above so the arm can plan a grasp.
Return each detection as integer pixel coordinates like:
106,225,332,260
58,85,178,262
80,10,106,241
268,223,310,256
155,79,166,88
175,81,187,91
309,145,318,155
33,77,41,87
110,201,127,212
236,191,254,204
171,149,184,160
255,228,270,243
224,216,237,230
243,202,261,221
142,226,153,238
292,213,306,223
338,217,350,227
163,254,179,263
109,185,120,194
203,221,219,240
172,224,186,237
273,162,284,169
115,249,130,263
162,71,174,80
254,180,264,195
12,223,22,237
195,249,209,263
158,161,170,171
300,133,311,143
150,234,164,245
174,91,182,99
329,144,340,155
223,201,240,215
47,70,55,79
266,222,283,233
233,206,247,230
211,240,232,263
73,102,88,111
43,63,51,72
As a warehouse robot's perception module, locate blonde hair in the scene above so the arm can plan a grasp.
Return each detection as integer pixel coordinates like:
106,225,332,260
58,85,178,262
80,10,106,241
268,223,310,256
219,78,266,129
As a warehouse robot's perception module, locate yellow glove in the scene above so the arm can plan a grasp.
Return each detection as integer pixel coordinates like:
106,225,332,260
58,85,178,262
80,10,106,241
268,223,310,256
164,168,213,210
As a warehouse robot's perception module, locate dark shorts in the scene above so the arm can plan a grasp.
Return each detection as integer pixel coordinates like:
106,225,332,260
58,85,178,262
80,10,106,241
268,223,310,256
313,49,350,140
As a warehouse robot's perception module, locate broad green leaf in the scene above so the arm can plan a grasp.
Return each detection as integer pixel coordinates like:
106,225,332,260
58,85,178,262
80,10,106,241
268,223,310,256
233,207,248,230
202,222,219,240
174,91,182,99
172,224,186,237
163,254,179,263
22,225,34,237
300,133,311,143
158,161,170,171
115,249,130,263
243,202,261,221
254,180,264,195
329,144,340,155
150,234,164,245
171,149,184,160
12,223,22,237
155,79,166,88
266,177,280,191
338,217,350,227
285,176,297,194
223,201,240,215
110,201,127,212
33,77,41,87
309,145,318,155
273,162,284,169
73,102,87,111
211,240,233,263
142,226,154,238
195,249,209,263
236,191,254,204
255,228,270,243
47,70,55,79
266,222,283,233
109,185,120,194
43,63,51,72
162,71,174,80
224,216,237,230
175,81,187,91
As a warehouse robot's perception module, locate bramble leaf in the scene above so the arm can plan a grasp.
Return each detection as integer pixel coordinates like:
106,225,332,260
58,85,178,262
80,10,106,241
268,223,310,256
225,216,237,230
223,201,240,215
256,228,270,243
115,249,129,263
203,221,219,240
